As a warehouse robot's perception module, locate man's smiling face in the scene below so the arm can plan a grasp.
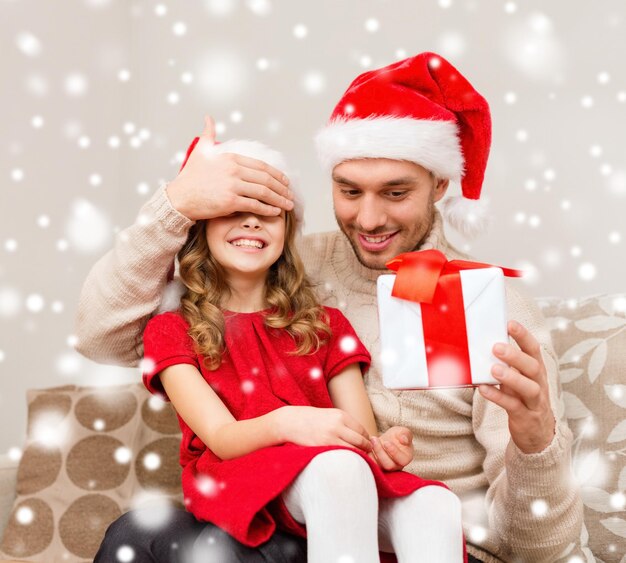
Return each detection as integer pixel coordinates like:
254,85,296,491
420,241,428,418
332,158,449,270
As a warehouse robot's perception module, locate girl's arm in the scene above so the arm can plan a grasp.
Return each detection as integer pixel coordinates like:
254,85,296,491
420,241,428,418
160,363,373,460
328,363,414,470
160,364,283,460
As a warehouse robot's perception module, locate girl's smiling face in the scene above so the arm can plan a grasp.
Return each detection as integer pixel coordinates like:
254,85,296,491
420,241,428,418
205,211,286,282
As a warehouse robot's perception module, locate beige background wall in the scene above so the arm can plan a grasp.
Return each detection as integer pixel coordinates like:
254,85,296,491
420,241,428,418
1,0,625,452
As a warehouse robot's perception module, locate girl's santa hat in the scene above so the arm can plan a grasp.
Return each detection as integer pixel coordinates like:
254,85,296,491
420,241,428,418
315,52,492,238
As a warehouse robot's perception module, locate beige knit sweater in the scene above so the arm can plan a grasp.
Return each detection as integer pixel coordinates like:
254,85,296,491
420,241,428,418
75,186,584,563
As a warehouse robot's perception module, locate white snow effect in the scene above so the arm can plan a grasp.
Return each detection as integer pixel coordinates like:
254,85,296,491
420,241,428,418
256,58,269,71
64,72,88,97
230,110,243,123
16,32,42,57
115,447,132,464
395,48,407,59
504,91,517,104
516,129,528,142
123,122,136,135
65,198,112,254
541,248,561,268
57,239,67,251
32,410,71,449
612,296,626,312
140,357,156,374
0,286,22,318
504,2,517,14
359,55,372,68
293,24,308,39
302,71,326,95
607,170,626,196
600,163,613,176
515,260,539,285
116,545,135,562
468,525,487,543
610,492,625,510
339,335,357,353
364,18,379,33
578,262,596,281
55,351,83,376
154,4,167,16
144,452,161,471
528,215,541,228
438,0,453,8
241,380,254,393
589,145,603,158
25,73,49,97
89,173,102,187
137,182,150,195
196,474,219,497
309,367,322,379
130,491,174,530
580,95,594,108
8,447,22,462
530,499,548,517
436,31,467,58
246,0,272,16
25,293,45,312
597,71,611,84
37,215,50,228
560,200,571,211
148,395,166,411
31,115,44,128
204,0,236,17
172,22,187,36
118,69,131,82
503,12,565,81
567,557,584,563
16,506,34,525
618,91,626,103
181,71,194,84
93,418,106,431
4,239,17,252
196,50,248,103
78,135,91,148
108,135,121,148
215,121,227,135
167,91,180,105
570,246,581,257
11,168,24,182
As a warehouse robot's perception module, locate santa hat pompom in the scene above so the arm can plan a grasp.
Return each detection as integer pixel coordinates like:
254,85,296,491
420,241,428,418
441,196,490,239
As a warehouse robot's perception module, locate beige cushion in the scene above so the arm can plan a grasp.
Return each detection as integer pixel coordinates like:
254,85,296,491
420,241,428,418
0,383,182,562
540,294,626,562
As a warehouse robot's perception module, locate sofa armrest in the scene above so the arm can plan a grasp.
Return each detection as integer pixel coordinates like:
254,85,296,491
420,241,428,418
0,455,18,543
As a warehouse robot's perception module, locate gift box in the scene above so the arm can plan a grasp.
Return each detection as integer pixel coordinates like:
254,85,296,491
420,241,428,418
376,250,522,390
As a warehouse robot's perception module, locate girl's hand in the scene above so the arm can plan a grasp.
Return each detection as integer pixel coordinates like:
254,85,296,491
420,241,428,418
166,115,294,221
370,426,414,471
276,406,373,453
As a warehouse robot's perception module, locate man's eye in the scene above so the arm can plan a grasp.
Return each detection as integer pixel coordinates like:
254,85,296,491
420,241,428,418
387,191,407,198
341,189,361,197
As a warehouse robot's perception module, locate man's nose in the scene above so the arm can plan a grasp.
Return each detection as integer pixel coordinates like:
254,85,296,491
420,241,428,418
357,197,387,232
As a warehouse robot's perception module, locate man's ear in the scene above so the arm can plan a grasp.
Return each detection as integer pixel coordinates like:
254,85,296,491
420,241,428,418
434,178,450,203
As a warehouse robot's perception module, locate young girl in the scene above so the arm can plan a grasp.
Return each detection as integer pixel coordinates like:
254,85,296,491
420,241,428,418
142,138,466,563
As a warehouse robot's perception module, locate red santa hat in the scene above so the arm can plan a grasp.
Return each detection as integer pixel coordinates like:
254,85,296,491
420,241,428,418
314,52,492,238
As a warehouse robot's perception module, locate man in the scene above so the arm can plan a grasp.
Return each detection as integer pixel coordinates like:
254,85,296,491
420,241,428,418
77,53,583,562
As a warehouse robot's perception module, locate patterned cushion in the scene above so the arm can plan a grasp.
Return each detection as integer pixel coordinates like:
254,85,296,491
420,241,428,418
0,383,182,562
539,294,626,562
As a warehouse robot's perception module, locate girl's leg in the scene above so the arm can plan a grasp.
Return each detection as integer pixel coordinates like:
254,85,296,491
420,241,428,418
378,485,464,563
282,449,380,563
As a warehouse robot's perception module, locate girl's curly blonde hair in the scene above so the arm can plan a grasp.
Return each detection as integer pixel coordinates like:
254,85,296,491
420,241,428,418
177,211,331,370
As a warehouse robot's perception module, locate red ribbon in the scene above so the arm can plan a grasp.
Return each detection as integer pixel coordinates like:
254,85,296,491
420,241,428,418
386,250,523,388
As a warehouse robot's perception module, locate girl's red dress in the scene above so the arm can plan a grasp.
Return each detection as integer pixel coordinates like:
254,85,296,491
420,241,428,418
143,306,462,561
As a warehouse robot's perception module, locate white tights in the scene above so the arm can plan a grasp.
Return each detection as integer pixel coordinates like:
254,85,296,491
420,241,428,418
281,450,464,563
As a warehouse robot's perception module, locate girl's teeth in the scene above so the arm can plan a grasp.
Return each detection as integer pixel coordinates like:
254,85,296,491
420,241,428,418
232,239,264,248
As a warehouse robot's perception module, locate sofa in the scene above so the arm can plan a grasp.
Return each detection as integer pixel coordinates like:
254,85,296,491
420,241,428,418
0,293,624,562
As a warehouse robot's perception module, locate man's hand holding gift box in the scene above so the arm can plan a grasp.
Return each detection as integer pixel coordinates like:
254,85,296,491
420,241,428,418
377,249,556,454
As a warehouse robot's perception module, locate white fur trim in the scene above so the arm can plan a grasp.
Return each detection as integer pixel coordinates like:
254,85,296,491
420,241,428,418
441,196,490,239
157,278,186,313
200,139,303,224
315,117,463,180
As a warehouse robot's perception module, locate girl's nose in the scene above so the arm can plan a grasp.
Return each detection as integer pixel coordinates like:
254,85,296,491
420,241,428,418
241,214,262,230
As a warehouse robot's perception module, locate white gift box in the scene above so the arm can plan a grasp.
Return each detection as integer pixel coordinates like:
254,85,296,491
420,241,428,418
376,267,509,390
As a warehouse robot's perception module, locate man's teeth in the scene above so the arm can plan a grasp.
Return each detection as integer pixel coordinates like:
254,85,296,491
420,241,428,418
363,234,393,243
231,239,264,249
